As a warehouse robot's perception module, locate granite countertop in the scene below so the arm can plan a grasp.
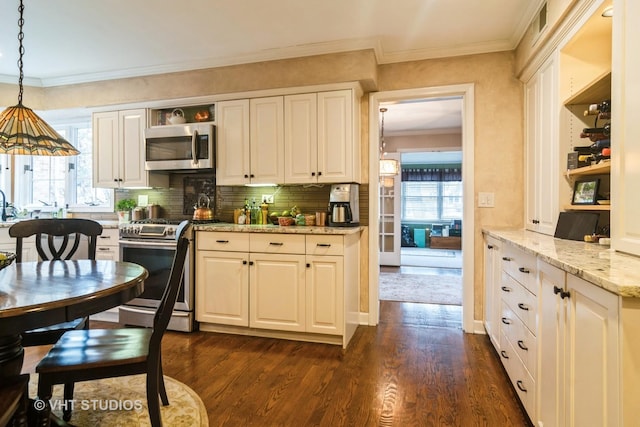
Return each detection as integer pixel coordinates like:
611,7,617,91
484,228,640,298
193,223,363,235
0,219,120,229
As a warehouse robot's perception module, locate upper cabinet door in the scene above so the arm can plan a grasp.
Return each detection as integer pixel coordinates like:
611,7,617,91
284,93,318,184
119,109,148,188
317,90,359,183
217,100,251,186
93,111,119,189
612,0,640,256
250,96,284,184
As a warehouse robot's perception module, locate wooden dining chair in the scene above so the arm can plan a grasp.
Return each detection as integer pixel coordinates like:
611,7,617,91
35,221,191,427
0,374,29,427
8,218,104,346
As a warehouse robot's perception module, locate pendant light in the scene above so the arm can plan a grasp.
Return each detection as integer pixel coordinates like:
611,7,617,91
379,107,399,176
0,0,79,156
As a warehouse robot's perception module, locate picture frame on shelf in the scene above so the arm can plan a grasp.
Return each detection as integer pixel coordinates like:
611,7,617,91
572,178,600,205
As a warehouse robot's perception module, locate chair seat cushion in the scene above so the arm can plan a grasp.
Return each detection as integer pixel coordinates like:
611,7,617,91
36,328,152,373
21,317,88,347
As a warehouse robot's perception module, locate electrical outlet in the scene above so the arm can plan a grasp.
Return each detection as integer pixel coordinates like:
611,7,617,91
262,194,274,204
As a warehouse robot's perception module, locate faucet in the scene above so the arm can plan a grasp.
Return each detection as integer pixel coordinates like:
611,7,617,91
0,190,6,222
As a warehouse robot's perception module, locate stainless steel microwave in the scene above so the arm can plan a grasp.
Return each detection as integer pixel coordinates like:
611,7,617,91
144,123,215,171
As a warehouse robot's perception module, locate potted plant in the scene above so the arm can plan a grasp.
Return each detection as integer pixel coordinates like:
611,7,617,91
115,198,137,223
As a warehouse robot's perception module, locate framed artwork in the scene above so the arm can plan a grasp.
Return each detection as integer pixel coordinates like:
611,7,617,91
572,179,600,205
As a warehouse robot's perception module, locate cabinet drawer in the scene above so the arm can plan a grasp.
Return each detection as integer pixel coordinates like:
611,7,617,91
502,245,537,295
97,229,119,247
306,235,344,256
500,272,537,332
197,232,249,252
250,234,305,254
500,301,537,378
499,331,536,421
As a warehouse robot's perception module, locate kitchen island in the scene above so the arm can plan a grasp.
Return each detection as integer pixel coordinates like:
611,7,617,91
483,228,640,426
193,223,363,348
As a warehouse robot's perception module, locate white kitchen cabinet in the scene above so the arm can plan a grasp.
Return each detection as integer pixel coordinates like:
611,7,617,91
0,227,36,261
95,228,119,261
284,93,318,183
483,235,501,349
195,232,250,326
92,109,168,189
196,230,360,348
216,97,284,185
497,244,538,421
537,260,619,427
611,0,640,256
525,52,562,235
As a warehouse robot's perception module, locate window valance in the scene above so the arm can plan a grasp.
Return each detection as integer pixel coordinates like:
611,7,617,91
401,167,462,182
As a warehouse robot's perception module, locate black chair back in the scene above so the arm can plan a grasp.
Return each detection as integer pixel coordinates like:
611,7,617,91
150,221,191,348
9,218,103,262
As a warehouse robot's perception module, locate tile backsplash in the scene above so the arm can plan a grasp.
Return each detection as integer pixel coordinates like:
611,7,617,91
116,174,368,225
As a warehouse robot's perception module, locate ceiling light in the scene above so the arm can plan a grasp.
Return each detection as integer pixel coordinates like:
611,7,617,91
601,6,613,17
0,0,79,156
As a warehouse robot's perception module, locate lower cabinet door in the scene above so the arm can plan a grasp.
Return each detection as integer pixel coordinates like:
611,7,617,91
249,253,306,331
306,255,343,335
196,251,249,326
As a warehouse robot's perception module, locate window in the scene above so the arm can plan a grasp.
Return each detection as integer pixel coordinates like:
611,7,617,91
13,119,113,213
402,181,462,222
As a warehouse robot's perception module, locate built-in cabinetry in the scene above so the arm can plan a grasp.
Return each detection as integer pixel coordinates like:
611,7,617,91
483,236,501,350
537,260,619,427
0,227,36,261
497,244,538,420
195,230,359,348
92,109,168,189
217,88,361,186
611,0,640,256
95,228,119,261
525,52,561,235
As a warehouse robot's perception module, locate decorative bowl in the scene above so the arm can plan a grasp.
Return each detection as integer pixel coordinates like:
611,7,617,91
278,217,295,226
0,251,16,270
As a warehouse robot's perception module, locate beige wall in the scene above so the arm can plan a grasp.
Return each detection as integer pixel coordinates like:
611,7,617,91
377,51,525,320
2,48,524,323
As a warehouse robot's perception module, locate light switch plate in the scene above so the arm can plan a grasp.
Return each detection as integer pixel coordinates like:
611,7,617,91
262,194,274,204
478,192,495,208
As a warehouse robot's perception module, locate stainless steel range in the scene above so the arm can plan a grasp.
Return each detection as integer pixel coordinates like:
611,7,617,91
118,219,195,332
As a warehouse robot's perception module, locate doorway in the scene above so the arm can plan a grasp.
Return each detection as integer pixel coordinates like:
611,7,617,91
368,85,475,332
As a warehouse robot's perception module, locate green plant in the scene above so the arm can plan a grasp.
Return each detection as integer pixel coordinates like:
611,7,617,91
115,198,137,211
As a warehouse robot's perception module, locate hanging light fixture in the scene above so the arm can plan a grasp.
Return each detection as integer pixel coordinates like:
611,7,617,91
0,0,79,156
379,107,399,177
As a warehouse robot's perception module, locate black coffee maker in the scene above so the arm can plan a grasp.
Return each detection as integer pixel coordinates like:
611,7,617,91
328,184,359,227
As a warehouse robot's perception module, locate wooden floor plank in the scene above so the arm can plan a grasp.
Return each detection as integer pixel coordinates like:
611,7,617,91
23,301,531,426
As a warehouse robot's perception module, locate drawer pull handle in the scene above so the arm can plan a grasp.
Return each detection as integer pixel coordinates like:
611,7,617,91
269,242,284,246
516,380,527,393
518,267,530,274
317,243,331,247
501,286,511,292
553,286,563,295
502,256,512,261
500,350,509,359
517,340,528,351
501,317,511,325
487,244,494,249
215,240,229,244
517,303,529,311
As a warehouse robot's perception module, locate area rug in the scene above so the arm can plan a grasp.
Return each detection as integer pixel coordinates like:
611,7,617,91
379,272,462,305
28,373,208,426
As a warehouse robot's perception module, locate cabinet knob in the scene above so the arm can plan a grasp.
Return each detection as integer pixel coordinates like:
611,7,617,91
248,261,254,266
317,171,322,176
487,244,494,249
532,219,540,224
311,172,316,177
244,174,249,179
306,263,310,268
250,174,255,178
553,286,563,295
242,260,247,265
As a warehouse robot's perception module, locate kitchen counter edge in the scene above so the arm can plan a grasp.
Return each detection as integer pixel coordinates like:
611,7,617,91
483,228,640,298
194,223,364,235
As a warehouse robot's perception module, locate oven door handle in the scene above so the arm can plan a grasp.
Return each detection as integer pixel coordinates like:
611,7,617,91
119,240,178,248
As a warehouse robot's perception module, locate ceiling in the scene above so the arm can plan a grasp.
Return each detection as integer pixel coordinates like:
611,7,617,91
0,0,542,133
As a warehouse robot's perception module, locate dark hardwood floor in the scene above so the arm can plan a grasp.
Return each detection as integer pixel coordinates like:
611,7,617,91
23,301,530,426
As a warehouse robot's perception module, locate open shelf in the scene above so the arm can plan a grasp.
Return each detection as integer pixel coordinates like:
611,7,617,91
563,204,610,211
563,71,611,106
566,160,611,178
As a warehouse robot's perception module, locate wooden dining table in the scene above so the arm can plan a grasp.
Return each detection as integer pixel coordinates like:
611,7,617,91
0,259,148,383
